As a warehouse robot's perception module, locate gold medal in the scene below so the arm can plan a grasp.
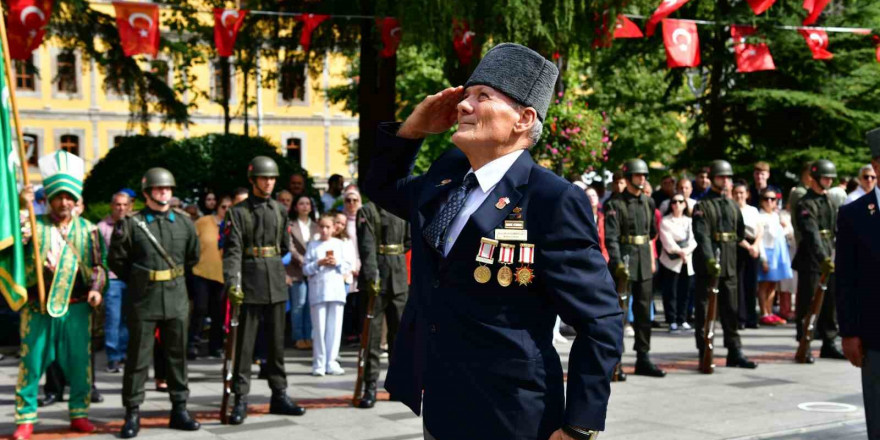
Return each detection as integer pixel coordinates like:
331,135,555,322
497,266,513,287
515,266,535,286
474,265,492,284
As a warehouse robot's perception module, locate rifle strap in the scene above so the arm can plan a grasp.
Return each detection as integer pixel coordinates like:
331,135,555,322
134,219,179,270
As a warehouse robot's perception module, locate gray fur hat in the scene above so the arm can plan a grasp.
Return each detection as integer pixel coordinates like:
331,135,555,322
464,43,559,121
867,127,880,159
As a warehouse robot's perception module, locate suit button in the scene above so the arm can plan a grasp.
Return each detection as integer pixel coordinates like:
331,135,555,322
430,325,437,334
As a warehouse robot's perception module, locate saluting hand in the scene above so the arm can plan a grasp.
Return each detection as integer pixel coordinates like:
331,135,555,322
397,86,465,139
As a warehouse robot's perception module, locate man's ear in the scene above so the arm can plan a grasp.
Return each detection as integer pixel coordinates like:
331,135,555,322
513,107,538,135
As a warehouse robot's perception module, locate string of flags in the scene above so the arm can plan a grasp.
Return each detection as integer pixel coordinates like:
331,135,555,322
607,0,879,71
4,0,877,71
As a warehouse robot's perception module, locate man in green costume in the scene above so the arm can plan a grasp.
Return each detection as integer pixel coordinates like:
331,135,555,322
13,150,107,440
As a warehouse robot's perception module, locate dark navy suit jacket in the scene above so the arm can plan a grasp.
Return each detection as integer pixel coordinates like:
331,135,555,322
363,123,623,440
835,189,880,351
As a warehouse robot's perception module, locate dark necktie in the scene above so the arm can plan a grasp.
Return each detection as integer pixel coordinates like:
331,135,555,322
423,173,479,253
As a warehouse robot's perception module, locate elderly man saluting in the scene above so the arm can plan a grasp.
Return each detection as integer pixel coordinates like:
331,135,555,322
363,43,623,440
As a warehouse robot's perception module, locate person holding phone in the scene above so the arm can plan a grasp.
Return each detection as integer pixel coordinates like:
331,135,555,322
303,213,352,376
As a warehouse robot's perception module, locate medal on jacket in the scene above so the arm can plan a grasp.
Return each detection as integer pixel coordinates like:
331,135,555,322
474,238,498,284
497,244,515,287
516,243,536,286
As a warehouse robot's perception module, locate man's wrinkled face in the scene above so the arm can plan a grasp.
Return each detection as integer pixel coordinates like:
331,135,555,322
452,85,522,151
50,193,76,219
110,194,131,220
860,169,876,192
278,192,293,210
289,175,305,195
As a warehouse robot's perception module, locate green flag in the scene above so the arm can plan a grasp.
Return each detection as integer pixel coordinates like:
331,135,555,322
0,46,28,311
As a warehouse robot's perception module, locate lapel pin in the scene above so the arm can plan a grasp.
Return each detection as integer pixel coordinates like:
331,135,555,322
495,197,511,210
437,179,452,187
869,203,876,215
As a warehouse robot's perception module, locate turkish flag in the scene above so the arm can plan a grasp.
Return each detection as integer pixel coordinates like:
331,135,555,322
803,0,831,25
874,36,880,63
799,29,833,60
646,0,690,37
294,14,329,53
113,2,159,57
452,18,476,65
735,44,775,72
6,0,54,60
376,17,401,58
662,19,699,68
614,15,644,39
214,9,248,57
746,0,776,15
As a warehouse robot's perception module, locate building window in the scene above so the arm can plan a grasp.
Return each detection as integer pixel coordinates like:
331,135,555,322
56,53,77,94
15,58,36,91
59,134,79,156
279,62,306,102
150,60,169,85
286,137,302,163
210,61,231,102
23,134,38,166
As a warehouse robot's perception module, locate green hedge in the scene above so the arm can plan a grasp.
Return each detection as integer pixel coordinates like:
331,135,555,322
83,134,318,221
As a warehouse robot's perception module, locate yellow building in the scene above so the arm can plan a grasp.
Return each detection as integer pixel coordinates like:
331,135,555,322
14,35,358,186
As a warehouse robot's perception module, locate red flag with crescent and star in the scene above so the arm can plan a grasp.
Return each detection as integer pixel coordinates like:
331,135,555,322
614,15,644,39
376,17,401,58
730,25,775,73
799,28,833,60
294,14,329,53
214,8,248,57
113,2,159,57
6,0,54,60
452,18,476,65
874,35,880,63
646,0,690,37
802,0,831,26
662,19,700,68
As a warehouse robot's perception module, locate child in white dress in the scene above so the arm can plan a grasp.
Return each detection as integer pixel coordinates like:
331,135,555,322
303,214,352,376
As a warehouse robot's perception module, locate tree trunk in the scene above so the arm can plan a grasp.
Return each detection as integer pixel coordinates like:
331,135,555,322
221,56,232,135
242,61,250,136
357,0,397,180
705,0,731,161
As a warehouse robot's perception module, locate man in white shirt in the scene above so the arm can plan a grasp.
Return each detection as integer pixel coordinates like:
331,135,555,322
843,164,876,206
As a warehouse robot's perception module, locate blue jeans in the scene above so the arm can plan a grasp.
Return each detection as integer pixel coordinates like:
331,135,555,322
288,281,311,341
104,279,129,362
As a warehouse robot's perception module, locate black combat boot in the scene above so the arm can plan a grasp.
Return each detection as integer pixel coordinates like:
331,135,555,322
119,406,140,439
269,390,307,416
611,363,627,382
169,401,201,431
634,352,666,377
38,392,60,407
820,342,846,360
229,395,247,425
357,381,377,409
727,348,758,369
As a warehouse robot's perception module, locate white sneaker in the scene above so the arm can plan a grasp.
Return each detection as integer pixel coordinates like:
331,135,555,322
311,369,325,377
624,325,635,337
669,323,680,333
326,364,345,376
681,322,693,331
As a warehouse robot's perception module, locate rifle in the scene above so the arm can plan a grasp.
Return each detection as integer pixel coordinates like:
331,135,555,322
220,273,241,424
353,282,380,406
700,249,721,374
795,268,831,363
612,255,630,382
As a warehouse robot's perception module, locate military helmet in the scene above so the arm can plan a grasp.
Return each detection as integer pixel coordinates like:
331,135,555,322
141,167,176,191
248,156,279,178
709,160,734,178
810,159,837,180
622,159,649,177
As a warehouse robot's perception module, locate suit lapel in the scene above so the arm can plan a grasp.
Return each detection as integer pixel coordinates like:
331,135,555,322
446,151,534,260
417,148,472,228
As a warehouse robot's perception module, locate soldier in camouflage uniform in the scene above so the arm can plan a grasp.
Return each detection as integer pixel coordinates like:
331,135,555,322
792,159,846,362
109,168,201,438
223,156,306,425
692,160,758,370
604,159,665,378
355,201,411,408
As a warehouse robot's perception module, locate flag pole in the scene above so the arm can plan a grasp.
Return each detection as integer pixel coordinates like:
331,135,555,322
0,7,47,313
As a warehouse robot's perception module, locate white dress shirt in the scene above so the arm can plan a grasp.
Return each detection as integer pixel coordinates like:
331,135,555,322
844,186,867,206
443,149,525,256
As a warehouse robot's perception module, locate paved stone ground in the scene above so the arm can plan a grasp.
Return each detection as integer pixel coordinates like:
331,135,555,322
0,322,866,440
